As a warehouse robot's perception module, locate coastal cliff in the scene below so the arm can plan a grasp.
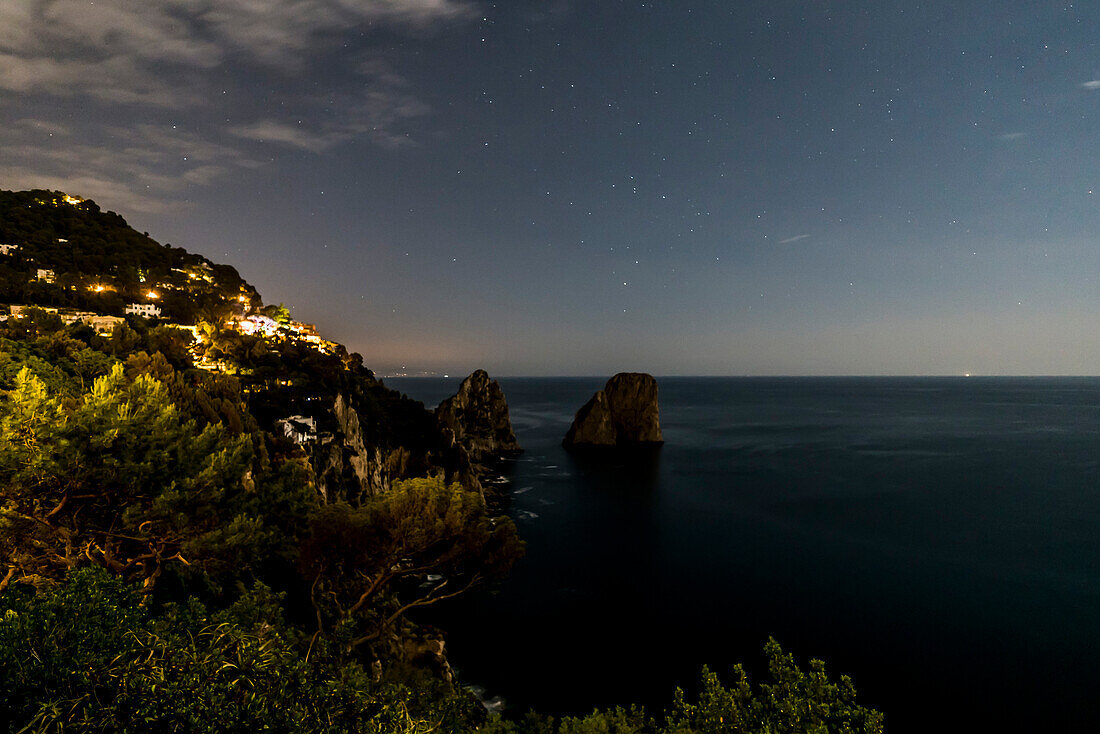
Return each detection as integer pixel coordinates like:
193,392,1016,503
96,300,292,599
312,371,520,504
435,370,521,496
564,372,663,447
436,369,521,462
313,393,415,503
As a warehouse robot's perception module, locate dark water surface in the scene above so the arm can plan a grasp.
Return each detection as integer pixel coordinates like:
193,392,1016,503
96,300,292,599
386,377,1100,732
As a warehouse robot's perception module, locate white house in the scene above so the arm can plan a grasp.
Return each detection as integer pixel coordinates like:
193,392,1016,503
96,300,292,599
276,415,317,444
36,269,56,283
0,244,19,256
124,303,161,318
59,310,97,325
6,305,59,318
237,314,279,337
86,315,126,333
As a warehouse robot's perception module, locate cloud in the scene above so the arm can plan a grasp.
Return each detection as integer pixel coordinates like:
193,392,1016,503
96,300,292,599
778,234,811,244
1081,80,1100,90
197,0,475,64
14,118,71,136
0,166,179,214
1,118,265,212
0,1,474,77
0,53,196,106
0,0,475,211
231,121,342,152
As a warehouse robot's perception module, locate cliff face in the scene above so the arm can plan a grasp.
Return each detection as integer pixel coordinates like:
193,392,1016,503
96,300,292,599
563,372,663,447
562,390,616,446
313,371,521,504
435,370,521,462
313,392,443,504
603,372,663,443
314,393,392,503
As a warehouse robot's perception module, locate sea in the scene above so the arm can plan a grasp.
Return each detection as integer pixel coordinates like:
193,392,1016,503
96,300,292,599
385,376,1100,733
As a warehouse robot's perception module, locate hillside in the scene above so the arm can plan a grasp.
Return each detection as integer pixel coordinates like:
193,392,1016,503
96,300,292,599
0,190,883,733
0,189,256,323
0,188,498,509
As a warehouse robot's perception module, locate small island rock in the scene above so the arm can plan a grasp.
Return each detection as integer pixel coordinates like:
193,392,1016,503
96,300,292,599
436,370,521,462
563,372,663,447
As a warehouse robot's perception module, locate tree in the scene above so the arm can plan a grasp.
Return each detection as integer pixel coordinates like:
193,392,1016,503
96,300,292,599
0,364,309,594
299,477,524,657
0,568,468,733
476,640,883,734
661,639,884,734
263,302,291,325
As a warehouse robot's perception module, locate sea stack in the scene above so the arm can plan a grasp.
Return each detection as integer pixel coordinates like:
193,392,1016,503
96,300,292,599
436,370,521,462
563,372,663,447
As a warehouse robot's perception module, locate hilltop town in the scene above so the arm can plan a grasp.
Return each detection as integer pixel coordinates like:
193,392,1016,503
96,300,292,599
1,190,339,375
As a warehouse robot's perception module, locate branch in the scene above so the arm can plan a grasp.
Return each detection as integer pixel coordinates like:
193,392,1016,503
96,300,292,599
44,493,68,519
309,569,325,635
305,630,322,665
345,570,394,617
350,574,482,649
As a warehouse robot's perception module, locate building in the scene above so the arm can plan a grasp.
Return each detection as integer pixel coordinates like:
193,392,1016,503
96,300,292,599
124,303,161,318
86,315,126,333
288,321,319,337
36,269,56,283
8,304,58,317
59,310,98,325
0,244,19,256
2,305,123,333
237,314,279,337
276,415,318,444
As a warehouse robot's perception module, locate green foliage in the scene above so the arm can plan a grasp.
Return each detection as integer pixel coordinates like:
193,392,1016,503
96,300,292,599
300,477,525,656
0,568,468,733
478,642,883,734
262,302,291,325
0,189,255,322
661,640,883,733
559,707,652,733
0,566,885,734
0,363,313,594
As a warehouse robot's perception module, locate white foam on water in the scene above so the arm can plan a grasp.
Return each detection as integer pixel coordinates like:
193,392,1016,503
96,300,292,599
467,685,506,714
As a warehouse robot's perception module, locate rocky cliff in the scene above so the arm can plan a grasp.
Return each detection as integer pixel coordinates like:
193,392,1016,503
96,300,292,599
314,393,419,503
435,370,521,462
313,371,520,504
563,372,663,447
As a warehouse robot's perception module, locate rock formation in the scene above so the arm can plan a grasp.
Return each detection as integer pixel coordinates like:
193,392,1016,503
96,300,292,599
435,370,521,462
314,393,399,503
311,372,520,504
563,372,663,447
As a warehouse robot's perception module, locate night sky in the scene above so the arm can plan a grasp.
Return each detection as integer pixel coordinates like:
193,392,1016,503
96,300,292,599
3,1,1098,376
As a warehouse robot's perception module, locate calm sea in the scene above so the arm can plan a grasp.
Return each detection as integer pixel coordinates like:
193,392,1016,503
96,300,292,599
385,377,1100,733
